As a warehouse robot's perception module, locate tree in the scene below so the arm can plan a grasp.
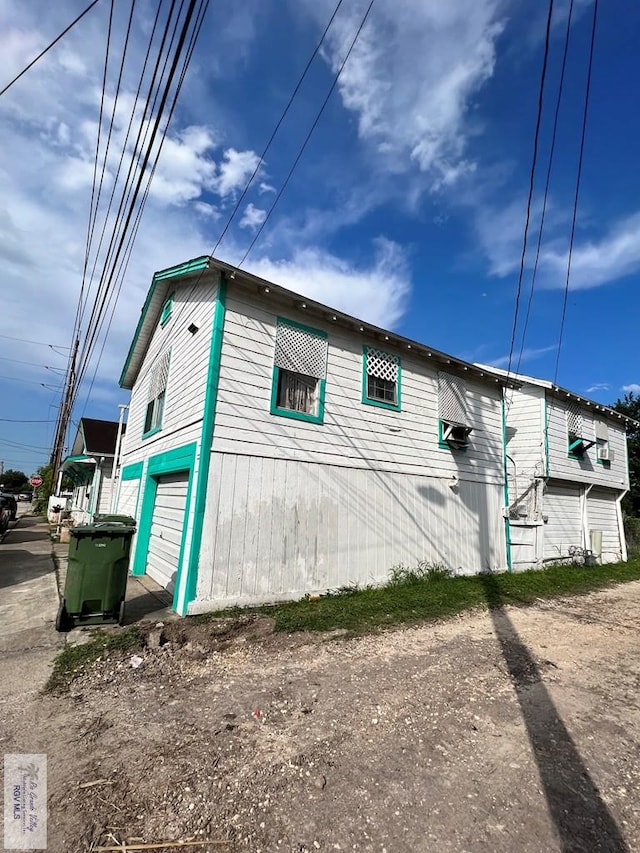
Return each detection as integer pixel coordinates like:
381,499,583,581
0,469,29,491
612,391,640,516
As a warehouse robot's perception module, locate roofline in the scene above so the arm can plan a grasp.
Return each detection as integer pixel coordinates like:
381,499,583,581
476,363,640,427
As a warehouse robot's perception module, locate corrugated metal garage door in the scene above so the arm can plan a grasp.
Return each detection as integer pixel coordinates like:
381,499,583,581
543,483,582,561
117,478,140,520
146,473,189,592
587,488,621,563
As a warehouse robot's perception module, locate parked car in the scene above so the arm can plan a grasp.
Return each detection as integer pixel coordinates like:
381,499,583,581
0,493,17,521
0,497,11,535
18,492,32,502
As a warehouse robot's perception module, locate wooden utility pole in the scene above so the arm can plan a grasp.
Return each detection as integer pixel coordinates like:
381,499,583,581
50,336,79,487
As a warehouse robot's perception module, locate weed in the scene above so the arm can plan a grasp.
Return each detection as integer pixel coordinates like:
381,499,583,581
46,627,142,693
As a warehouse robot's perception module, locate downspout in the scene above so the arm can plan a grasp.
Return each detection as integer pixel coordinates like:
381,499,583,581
501,391,512,572
581,484,593,552
616,490,629,562
110,404,129,512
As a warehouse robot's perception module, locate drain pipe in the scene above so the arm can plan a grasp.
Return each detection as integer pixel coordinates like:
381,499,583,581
110,404,128,513
616,489,629,562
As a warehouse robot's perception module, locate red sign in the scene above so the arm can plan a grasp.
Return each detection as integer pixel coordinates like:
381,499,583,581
30,476,43,487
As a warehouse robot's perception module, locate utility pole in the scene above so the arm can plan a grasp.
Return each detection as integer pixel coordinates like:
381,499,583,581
51,336,79,489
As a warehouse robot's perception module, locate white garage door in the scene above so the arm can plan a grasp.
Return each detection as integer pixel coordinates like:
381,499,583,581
146,472,189,592
587,488,621,563
543,483,582,561
117,478,140,520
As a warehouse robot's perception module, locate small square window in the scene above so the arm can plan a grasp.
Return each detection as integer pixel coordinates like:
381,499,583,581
438,372,472,450
362,347,401,411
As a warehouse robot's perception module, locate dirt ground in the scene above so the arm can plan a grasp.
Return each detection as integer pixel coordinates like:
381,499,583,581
4,581,640,853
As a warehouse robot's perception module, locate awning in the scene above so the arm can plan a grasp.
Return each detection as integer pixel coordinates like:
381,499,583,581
61,455,96,486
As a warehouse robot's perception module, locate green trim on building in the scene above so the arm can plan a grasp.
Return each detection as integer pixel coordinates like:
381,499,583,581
501,394,512,572
131,441,197,613
276,316,328,338
178,274,227,615
544,396,550,477
361,346,401,412
141,424,162,440
121,461,143,481
119,256,209,387
160,292,174,327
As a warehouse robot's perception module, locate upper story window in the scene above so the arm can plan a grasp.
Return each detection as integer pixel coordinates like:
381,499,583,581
566,403,594,458
595,420,614,464
438,372,472,450
362,347,401,411
143,349,170,437
270,318,328,424
160,292,174,327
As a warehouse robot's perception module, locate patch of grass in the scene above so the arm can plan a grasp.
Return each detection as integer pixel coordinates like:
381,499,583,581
46,627,142,693
188,557,640,637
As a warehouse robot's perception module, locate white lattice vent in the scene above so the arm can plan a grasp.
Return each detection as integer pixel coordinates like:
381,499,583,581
275,321,327,379
366,348,399,382
149,349,170,400
566,402,583,436
439,372,467,424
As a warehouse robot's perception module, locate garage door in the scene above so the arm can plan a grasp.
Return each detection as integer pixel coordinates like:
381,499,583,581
587,488,621,563
543,483,582,561
146,472,189,592
117,478,140,520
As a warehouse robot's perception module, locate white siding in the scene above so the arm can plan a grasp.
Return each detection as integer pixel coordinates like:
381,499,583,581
195,452,506,610
119,277,219,469
546,398,629,489
510,524,540,570
147,473,189,591
505,385,546,487
211,292,504,484
543,483,583,561
587,488,622,563
117,478,140,520
97,462,114,514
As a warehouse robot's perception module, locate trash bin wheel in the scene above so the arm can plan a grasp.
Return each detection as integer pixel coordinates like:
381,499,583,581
118,599,126,627
55,601,69,633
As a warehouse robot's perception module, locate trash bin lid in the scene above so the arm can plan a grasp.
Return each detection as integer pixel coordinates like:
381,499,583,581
93,513,137,526
71,520,136,535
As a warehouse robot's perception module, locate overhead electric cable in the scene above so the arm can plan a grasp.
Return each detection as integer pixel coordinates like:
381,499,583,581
210,0,346,256
504,0,555,383
515,0,575,378
0,0,101,97
0,333,69,350
553,0,599,384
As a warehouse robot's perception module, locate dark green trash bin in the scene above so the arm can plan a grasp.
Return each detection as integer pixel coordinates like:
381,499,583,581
56,519,136,631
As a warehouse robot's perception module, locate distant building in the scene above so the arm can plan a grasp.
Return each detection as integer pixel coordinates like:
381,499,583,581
62,417,125,525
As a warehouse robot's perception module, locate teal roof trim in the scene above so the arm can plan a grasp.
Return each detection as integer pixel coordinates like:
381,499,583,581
119,256,209,389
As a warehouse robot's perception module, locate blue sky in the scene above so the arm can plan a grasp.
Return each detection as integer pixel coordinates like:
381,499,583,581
0,0,638,477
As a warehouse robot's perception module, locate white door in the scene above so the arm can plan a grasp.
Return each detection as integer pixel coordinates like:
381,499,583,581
543,483,582,561
587,488,622,563
146,473,189,592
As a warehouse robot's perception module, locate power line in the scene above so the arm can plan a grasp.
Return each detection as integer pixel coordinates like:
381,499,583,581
515,0,575,378
0,0,102,97
0,356,65,372
0,333,70,350
0,374,62,389
0,419,57,423
553,0,599,384
210,0,346,257
504,0,555,383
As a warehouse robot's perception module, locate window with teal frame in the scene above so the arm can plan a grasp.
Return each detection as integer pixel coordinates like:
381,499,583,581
270,318,328,424
160,292,174,327
143,349,170,437
362,346,401,411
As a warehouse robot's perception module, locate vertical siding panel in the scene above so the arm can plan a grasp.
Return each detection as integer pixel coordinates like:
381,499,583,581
242,456,260,598
254,456,271,597
228,455,250,597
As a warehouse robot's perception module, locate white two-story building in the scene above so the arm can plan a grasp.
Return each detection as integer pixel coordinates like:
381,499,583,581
116,257,517,615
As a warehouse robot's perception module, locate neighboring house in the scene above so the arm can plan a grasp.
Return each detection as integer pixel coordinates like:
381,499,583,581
479,367,636,568
62,417,126,524
116,257,516,615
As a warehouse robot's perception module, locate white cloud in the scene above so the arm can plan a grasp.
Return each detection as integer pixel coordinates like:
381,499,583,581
622,384,640,395
487,344,557,370
249,237,410,328
303,0,505,189
585,382,610,394
258,181,275,194
239,203,266,231
213,148,260,198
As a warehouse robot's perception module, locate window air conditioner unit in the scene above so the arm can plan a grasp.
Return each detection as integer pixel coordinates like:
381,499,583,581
442,421,472,449
598,446,614,462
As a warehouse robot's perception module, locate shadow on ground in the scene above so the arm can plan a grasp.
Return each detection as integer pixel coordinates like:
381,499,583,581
480,572,628,852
